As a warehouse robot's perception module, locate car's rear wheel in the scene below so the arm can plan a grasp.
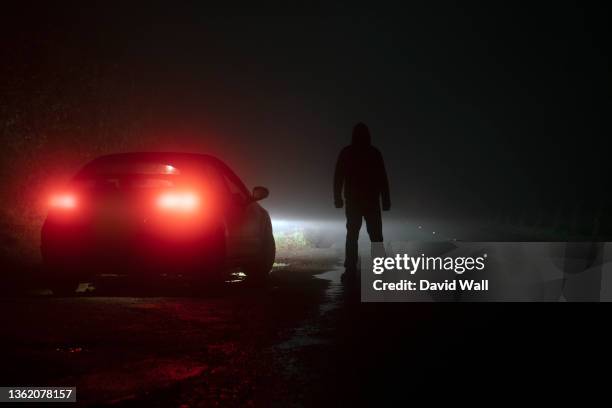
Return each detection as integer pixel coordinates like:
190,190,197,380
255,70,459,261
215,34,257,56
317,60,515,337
43,254,81,296
244,220,275,284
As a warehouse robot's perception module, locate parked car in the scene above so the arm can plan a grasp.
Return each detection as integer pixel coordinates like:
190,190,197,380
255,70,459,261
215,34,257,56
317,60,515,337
41,152,275,294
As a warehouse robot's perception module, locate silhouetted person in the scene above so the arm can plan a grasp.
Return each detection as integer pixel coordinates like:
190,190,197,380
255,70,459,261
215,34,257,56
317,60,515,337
334,123,390,276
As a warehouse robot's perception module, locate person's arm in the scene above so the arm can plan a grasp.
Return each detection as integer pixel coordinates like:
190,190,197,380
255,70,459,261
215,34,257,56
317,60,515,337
379,152,391,211
334,150,346,208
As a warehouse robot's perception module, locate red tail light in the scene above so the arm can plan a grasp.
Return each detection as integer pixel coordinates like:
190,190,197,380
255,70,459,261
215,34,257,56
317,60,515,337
49,193,77,210
156,192,200,212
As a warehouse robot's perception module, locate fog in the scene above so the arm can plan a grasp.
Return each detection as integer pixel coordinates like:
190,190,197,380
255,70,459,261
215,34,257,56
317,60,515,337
1,6,610,244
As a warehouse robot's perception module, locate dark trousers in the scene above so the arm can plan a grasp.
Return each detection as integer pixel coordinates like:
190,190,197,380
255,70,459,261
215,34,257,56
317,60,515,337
345,203,383,269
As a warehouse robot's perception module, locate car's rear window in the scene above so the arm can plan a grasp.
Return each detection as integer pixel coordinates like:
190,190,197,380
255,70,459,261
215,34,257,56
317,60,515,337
75,159,244,198
74,176,177,190
74,160,229,192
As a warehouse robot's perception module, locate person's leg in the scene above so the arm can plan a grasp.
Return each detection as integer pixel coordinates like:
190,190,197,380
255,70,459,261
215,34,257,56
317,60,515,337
365,206,385,260
364,206,383,243
345,205,362,270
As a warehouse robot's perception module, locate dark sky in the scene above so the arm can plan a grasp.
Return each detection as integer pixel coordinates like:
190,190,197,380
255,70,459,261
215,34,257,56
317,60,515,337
2,4,610,221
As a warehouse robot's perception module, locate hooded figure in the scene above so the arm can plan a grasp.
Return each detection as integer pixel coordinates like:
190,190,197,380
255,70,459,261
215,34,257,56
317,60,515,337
334,123,390,273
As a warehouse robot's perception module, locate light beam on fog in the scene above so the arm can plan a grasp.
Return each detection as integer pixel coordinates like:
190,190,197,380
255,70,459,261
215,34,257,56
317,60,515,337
271,218,346,251
271,217,465,244
271,218,345,234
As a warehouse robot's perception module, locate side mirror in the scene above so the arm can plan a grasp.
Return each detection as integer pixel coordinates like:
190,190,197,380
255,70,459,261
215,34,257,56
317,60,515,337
252,186,269,202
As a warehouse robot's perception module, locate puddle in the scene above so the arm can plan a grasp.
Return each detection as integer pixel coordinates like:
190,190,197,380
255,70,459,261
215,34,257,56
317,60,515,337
317,267,344,315
275,266,344,351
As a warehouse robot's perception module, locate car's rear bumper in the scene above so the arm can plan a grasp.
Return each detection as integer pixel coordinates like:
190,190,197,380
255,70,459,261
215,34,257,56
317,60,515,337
41,221,225,276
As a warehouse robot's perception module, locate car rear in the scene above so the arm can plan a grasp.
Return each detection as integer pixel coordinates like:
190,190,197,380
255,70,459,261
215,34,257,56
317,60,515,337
41,157,226,281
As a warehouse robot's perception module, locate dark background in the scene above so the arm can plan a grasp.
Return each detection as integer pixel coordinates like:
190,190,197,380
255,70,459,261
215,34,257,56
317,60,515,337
0,5,610,404
1,3,610,239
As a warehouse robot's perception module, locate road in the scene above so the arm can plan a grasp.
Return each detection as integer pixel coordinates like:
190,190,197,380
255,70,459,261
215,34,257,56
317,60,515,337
0,248,350,406
0,245,606,407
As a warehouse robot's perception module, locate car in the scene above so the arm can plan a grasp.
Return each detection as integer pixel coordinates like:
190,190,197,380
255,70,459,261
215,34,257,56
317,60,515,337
41,152,275,294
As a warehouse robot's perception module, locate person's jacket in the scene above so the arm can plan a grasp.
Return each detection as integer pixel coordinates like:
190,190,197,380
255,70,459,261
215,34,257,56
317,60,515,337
334,131,390,210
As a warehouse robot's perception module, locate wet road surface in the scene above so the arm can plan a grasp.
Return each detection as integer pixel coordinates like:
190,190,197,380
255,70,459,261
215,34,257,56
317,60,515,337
0,246,607,406
0,249,347,406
